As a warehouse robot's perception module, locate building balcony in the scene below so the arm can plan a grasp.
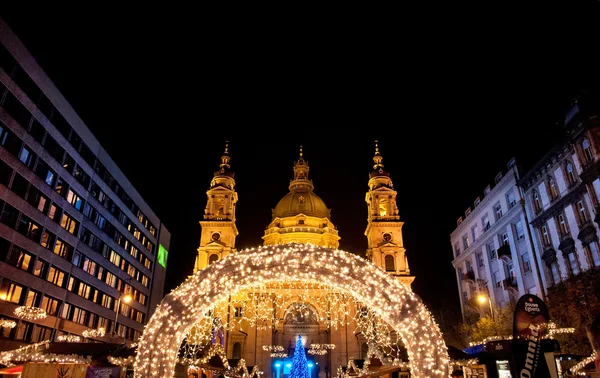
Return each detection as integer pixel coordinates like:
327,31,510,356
502,277,518,289
462,270,476,283
497,244,512,262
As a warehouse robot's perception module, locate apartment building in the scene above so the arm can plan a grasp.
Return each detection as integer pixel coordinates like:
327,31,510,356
450,159,544,320
452,91,600,322
519,93,600,292
0,17,170,350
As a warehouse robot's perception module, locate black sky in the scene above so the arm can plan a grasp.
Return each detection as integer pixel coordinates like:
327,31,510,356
2,3,600,324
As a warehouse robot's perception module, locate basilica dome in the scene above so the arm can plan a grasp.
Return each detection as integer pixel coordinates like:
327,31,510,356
272,190,331,219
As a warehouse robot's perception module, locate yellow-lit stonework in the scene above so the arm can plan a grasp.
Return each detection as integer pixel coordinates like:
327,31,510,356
184,142,421,378
364,141,415,288
263,147,340,248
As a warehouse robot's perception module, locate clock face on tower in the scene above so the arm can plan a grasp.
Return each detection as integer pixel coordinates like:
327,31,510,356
212,232,221,241
382,233,392,242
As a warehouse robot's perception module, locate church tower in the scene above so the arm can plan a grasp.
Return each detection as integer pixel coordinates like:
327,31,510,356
364,141,414,288
194,142,239,273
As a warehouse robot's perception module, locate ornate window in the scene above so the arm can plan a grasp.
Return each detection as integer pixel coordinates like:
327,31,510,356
548,177,559,199
378,198,388,217
557,214,569,236
582,138,594,162
566,162,577,185
541,225,551,245
532,190,542,213
384,255,395,271
576,200,588,224
209,254,219,265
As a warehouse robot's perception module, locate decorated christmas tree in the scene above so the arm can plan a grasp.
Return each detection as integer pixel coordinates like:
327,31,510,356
289,334,310,378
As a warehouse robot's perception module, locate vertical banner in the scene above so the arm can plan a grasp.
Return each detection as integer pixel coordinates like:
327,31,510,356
510,294,550,378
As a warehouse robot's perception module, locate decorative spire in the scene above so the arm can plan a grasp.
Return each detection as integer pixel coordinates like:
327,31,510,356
290,145,313,191
219,140,231,171
373,140,384,170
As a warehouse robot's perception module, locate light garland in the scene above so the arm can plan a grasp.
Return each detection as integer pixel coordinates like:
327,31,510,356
270,352,288,358
0,340,90,366
0,319,16,328
570,352,596,375
82,327,106,338
14,306,47,321
56,335,82,343
134,243,450,378
262,345,284,352
109,355,136,367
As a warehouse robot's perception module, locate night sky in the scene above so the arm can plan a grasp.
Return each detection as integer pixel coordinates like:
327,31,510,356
2,3,600,325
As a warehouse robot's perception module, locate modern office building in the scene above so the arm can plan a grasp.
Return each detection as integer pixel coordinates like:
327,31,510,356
450,159,544,321
0,17,170,350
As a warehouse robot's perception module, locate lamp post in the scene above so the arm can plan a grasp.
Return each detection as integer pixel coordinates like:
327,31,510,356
112,294,132,337
477,294,494,321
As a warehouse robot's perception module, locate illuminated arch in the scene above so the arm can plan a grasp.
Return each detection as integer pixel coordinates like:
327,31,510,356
134,243,449,378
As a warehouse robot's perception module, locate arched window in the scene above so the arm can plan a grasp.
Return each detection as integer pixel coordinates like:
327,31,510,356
548,177,558,199
378,198,388,217
233,342,242,359
533,190,542,212
385,255,395,272
209,254,219,265
566,162,577,185
582,138,593,162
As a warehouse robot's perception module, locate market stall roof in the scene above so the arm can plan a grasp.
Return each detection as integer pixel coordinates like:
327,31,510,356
0,364,24,374
447,345,471,360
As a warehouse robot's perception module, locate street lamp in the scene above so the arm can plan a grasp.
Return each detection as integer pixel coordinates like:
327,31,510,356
112,294,132,337
477,294,494,321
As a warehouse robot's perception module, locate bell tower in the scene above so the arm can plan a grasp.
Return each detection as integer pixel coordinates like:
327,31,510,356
364,140,414,288
195,141,239,273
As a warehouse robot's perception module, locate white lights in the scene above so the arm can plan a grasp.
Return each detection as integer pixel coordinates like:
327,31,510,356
133,243,449,378
14,306,47,321
307,344,335,355
263,345,287,358
0,319,16,329
0,340,91,367
56,335,82,343
82,327,106,338
570,352,596,375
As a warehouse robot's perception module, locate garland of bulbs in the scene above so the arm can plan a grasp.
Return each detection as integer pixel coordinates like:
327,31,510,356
134,243,449,378
0,319,16,328
14,306,46,321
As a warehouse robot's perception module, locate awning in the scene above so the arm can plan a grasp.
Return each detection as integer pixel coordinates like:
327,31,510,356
0,364,24,374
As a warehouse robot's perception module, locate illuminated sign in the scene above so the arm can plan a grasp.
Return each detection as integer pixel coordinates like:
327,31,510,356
158,244,168,268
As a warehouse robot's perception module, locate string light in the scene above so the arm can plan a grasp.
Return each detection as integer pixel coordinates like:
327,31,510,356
109,356,136,367
133,243,449,378
14,306,47,321
570,352,596,375
0,340,91,367
308,344,335,355
56,335,82,343
0,319,16,328
82,327,106,338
